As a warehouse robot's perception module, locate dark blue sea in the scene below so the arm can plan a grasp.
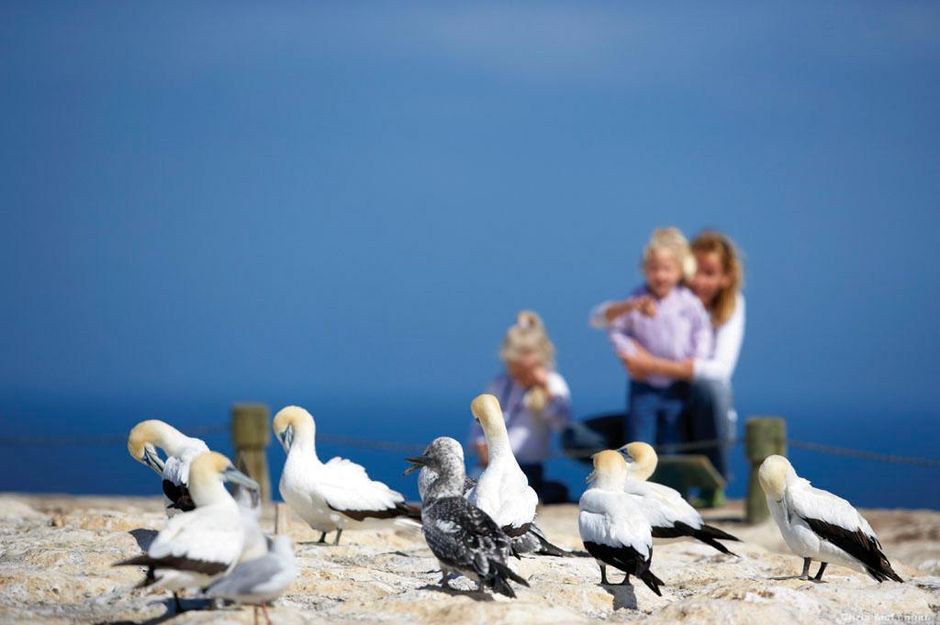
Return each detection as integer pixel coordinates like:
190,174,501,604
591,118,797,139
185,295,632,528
1,392,937,510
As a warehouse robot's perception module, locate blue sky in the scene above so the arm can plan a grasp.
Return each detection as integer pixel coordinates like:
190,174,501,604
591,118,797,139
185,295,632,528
1,3,938,469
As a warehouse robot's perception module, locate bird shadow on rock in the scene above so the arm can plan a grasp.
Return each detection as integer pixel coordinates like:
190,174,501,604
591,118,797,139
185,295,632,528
600,583,638,610
95,597,214,625
417,584,495,602
128,528,158,552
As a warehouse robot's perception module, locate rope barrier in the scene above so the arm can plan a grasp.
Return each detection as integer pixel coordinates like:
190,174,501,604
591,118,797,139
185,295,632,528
0,423,937,468
789,439,940,468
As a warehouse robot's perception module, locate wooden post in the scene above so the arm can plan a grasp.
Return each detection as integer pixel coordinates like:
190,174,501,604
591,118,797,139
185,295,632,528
231,403,272,503
745,416,787,524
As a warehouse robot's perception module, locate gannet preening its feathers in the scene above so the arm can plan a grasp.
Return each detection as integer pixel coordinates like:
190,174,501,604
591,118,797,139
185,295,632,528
127,420,210,516
406,437,529,598
116,452,260,608
206,535,297,625
465,394,568,556
579,450,664,596
618,442,740,555
759,455,903,583
273,405,413,545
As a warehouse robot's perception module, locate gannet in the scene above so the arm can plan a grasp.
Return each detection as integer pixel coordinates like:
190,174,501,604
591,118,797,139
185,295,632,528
127,420,210,516
759,455,903,583
273,405,413,545
619,442,740,555
405,437,529,598
465,394,567,556
116,451,260,610
206,535,297,625
579,450,664,595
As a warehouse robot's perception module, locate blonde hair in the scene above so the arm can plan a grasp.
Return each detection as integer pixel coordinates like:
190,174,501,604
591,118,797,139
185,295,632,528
691,230,744,327
500,310,555,367
641,227,696,282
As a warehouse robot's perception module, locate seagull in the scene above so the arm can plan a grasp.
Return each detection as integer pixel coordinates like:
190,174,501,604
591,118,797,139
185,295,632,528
619,442,740,555
127,420,210,516
206,535,297,625
465,394,568,556
759,455,903,583
405,436,529,598
579,450,664,595
273,405,414,545
116,451,260,611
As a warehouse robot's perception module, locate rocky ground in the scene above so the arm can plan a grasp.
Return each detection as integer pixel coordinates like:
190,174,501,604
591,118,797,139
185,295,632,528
0,494,938,625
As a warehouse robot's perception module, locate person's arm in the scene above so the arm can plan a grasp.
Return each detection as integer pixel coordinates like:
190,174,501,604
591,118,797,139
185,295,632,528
694,294,746,383
474,439,489,467
537,372,571,431
623,343,694,380
589,297,654,328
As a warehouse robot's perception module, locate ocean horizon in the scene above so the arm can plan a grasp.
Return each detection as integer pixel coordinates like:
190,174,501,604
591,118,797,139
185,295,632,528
2,392,937,511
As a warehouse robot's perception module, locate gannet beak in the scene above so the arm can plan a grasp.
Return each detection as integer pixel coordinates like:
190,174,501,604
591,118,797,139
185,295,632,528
277,425,294,453
403,455,429,476
143,446,165,473
585,470,596,483
222,466,260,492
615,445,634,463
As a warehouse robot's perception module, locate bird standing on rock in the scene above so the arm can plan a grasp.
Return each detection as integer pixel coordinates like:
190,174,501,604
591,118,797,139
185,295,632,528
759,455,903,583
466,394,568,556
274,405,413,545
206,535,297,625
619,442,740,555
579,450,664,596
116,451,260,611
406,436,529,598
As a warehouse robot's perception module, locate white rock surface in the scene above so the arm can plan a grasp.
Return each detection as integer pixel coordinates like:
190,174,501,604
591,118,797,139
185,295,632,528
0,495,937,624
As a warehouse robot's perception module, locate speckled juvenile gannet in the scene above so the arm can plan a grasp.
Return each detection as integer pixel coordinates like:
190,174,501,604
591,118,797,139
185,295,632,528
619,442,740,555
406,437,529,598
206,535,297,625
465,394,567,556
759,455,903,583
116,452,260,610
579,450,664,595
128,420,210,516
273,405,413,545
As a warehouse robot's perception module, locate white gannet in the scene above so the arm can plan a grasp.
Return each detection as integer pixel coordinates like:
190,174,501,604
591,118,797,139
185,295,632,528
127,420,210,516
579,450,664,595
273,405,413,545
619,442,740,555
116,451,260,611
759,455,903,583
465,394,567,556
405,437,529,598
206,535,297,625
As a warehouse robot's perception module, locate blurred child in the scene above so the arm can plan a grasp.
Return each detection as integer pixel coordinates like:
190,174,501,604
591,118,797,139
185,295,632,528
471,311,571,503
592,227,713,448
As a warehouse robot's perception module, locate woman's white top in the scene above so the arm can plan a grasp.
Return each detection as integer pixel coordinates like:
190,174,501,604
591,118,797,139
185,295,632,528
693,293,745,385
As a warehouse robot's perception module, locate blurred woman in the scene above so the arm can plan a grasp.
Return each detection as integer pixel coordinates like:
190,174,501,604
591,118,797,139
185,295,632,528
471,311,571,503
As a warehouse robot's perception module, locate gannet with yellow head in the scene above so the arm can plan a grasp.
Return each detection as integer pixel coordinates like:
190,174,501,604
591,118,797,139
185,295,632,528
759,455,902,583
465,394,539,536
618,442,740,554
127,420,210,516
463,393,571,556
116,451,260,606
273,405,411,545
579,450,664,595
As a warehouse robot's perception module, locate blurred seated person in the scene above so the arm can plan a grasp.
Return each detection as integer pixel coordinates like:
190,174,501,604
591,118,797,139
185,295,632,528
470,311,571,503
